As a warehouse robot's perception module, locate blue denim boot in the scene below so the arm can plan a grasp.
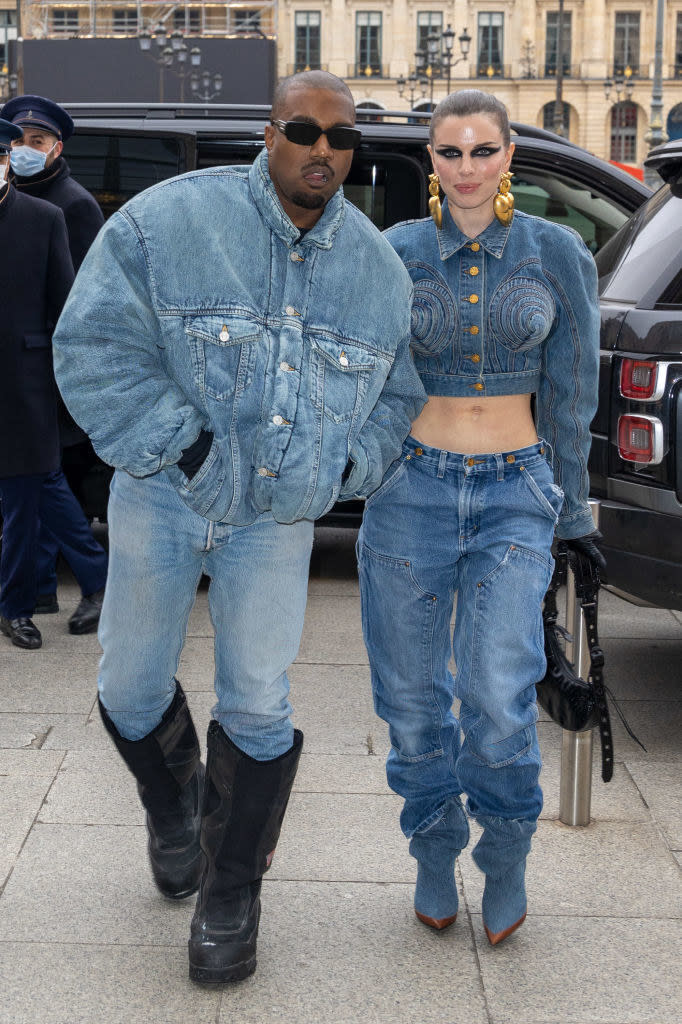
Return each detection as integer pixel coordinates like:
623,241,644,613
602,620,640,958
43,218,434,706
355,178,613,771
472,815,536,945
408,797,470,930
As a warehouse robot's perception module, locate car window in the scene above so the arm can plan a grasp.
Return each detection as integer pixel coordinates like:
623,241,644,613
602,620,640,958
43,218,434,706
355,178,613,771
511,166,631,253
65,134,189,218
596,186,682,303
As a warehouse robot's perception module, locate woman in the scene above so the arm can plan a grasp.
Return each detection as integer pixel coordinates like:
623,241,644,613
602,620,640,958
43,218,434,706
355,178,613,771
357,90,605,945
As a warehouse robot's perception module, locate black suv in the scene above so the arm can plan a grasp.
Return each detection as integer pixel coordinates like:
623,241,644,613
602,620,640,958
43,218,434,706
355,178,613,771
593,139,682,610
54,104,656,569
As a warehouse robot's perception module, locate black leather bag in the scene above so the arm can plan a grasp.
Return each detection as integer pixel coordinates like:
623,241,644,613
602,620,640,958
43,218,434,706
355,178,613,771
537,545,612,780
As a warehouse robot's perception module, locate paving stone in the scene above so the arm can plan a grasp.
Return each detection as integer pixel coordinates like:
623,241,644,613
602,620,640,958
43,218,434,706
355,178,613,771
470,916,682,1024
0,943,219,1024
221,879,487,1024
0,713,92,751
288,663,389,756
459,819,682,920
0,823,194,945
0,763,61,888
597,591,682,640
600,637,682,700
271,791,411,884
538,722,649,822
295,752,390,794
297,595,368,665
626,762,682,849
0,652,98,713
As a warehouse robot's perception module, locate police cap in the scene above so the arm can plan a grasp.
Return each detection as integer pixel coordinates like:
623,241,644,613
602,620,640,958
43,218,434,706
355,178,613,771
1,95,74,141
0,117,23,154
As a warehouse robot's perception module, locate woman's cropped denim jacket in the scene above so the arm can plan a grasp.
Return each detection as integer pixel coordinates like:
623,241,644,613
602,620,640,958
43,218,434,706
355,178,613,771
53,150,426,525
384,202,600,539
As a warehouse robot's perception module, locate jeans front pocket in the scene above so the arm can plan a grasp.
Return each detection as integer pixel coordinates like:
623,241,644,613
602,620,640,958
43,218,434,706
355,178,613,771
520,461,564,523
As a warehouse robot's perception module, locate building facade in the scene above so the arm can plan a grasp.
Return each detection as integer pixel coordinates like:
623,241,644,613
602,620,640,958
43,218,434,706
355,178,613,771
278,0,682,165
3,1,682,165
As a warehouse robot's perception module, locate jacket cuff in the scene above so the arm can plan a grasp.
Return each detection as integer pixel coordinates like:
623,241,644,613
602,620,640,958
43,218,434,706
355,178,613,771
556,504,598,540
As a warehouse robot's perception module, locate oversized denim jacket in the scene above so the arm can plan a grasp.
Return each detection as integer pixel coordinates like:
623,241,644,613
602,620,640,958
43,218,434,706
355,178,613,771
53,150,426,525
384,202,600,539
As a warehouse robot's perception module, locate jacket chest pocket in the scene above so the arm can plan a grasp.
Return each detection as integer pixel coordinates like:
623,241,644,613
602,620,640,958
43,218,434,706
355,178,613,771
185,316,261,402
309,333,377,424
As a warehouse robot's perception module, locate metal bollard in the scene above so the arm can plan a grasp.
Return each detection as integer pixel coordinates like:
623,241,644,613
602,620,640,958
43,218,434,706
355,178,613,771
558,500,600,826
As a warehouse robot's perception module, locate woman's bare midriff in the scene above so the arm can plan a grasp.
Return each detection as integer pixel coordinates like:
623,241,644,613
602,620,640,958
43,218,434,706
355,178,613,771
410,394,538,454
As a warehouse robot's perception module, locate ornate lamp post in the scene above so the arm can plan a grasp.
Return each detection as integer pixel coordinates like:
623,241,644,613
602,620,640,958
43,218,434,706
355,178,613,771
604,71,635,163
644,0,668,188
139,24,201,102
412,25,471,110
190,70,224,103
396,72,428,109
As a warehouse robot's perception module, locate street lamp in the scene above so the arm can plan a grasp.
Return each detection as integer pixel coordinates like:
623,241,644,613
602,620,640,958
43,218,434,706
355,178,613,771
407,25,471,110
138,25,202,102
644,0,668,188
396,72,428,109
190,70,224,103
604,70,635,164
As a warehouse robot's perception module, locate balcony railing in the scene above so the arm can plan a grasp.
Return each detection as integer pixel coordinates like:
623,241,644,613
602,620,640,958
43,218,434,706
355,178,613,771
543,64,580,78
473,63,510,79
349,63,387,79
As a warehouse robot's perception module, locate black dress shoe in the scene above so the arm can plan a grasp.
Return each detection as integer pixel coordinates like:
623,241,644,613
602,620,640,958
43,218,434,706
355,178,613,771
68,587,105,635
34,593,59,614
0,616,42,649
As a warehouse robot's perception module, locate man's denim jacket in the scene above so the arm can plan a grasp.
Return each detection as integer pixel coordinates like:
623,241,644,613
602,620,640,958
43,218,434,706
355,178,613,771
53,150,426,525
384,202,600,539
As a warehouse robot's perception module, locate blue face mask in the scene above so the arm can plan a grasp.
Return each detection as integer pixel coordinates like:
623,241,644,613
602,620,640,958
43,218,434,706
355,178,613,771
10,142,55,177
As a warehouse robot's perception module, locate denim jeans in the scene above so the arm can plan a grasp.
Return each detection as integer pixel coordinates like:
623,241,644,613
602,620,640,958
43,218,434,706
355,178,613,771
98,469,313,760
357,436,562,838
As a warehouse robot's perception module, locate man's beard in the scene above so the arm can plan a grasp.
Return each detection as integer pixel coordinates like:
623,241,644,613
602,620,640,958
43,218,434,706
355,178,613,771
289,189,327,210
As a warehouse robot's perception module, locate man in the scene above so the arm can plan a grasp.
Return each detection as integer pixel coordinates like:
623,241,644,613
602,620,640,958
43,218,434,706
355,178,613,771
53,71,426,984
0,118,75,650
1,94,107,634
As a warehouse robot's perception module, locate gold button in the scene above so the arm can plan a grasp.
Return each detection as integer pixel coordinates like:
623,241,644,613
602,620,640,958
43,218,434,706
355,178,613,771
467,458,475,467
415,447,423,456
506,454,515,463
469,325,479,335
473,382,484,391
540,447,545,454
470,242,480,252
469,294,479,304
470,354,481,363
469,267,479,276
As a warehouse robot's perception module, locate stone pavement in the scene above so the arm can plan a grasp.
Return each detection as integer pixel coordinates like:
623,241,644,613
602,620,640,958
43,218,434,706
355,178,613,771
0,527,680,1024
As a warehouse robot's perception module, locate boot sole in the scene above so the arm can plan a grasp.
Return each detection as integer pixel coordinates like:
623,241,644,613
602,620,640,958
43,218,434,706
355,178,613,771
189,956,257,985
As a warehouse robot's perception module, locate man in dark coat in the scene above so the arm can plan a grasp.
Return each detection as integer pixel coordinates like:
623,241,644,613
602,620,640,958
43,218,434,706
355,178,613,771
1,94,108,633
0,117,80,649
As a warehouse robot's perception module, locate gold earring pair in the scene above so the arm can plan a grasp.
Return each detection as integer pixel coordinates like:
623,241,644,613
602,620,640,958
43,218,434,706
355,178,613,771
427,171,515,229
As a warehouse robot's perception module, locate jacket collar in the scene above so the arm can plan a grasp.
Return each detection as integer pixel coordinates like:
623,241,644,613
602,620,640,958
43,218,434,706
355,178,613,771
13,156,69,194
436,198,512,261
248,148,346,250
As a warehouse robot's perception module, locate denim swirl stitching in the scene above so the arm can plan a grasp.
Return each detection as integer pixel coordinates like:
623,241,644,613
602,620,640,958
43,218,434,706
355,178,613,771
406,261,458,358
489,275,556,352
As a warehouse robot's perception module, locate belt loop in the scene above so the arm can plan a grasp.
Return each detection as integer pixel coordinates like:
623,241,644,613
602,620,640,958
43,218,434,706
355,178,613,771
495,453,504,481
437,450,448,479
542,438,555,467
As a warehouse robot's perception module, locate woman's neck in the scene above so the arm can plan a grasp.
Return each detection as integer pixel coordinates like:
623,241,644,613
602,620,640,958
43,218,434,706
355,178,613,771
448,205,495,240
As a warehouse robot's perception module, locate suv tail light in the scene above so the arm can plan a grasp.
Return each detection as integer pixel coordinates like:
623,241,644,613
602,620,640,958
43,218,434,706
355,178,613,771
617,414,664,464
619,358,666,400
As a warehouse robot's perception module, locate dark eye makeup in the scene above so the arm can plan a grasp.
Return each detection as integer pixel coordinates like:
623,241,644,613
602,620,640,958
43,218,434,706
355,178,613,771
435,145,502,158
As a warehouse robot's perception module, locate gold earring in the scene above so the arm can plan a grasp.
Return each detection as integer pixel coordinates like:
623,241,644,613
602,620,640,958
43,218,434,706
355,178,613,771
428,172,442,229
493,171,514,226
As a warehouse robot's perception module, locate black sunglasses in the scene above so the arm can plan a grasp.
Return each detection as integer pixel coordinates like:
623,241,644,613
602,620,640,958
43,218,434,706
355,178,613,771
270,118,362,151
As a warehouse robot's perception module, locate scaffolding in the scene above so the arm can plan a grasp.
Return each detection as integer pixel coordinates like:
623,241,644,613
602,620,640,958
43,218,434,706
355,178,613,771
22,1,277,40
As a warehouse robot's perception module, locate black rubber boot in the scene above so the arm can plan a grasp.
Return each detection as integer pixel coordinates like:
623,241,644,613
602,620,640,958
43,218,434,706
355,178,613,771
99,682,204,900
188,721,303,985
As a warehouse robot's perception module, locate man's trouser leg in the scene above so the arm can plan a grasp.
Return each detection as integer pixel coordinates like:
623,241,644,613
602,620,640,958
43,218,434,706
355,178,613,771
0,473,44,619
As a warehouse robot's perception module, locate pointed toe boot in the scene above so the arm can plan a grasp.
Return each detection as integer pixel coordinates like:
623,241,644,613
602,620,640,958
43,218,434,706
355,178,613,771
409,796,470,932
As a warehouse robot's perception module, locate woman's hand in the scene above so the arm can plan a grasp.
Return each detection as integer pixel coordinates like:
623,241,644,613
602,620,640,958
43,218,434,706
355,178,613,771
564,530,607,576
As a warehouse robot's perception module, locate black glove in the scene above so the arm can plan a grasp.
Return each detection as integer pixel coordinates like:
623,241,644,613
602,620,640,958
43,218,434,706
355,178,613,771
178,429,214,481
564,529,607,576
